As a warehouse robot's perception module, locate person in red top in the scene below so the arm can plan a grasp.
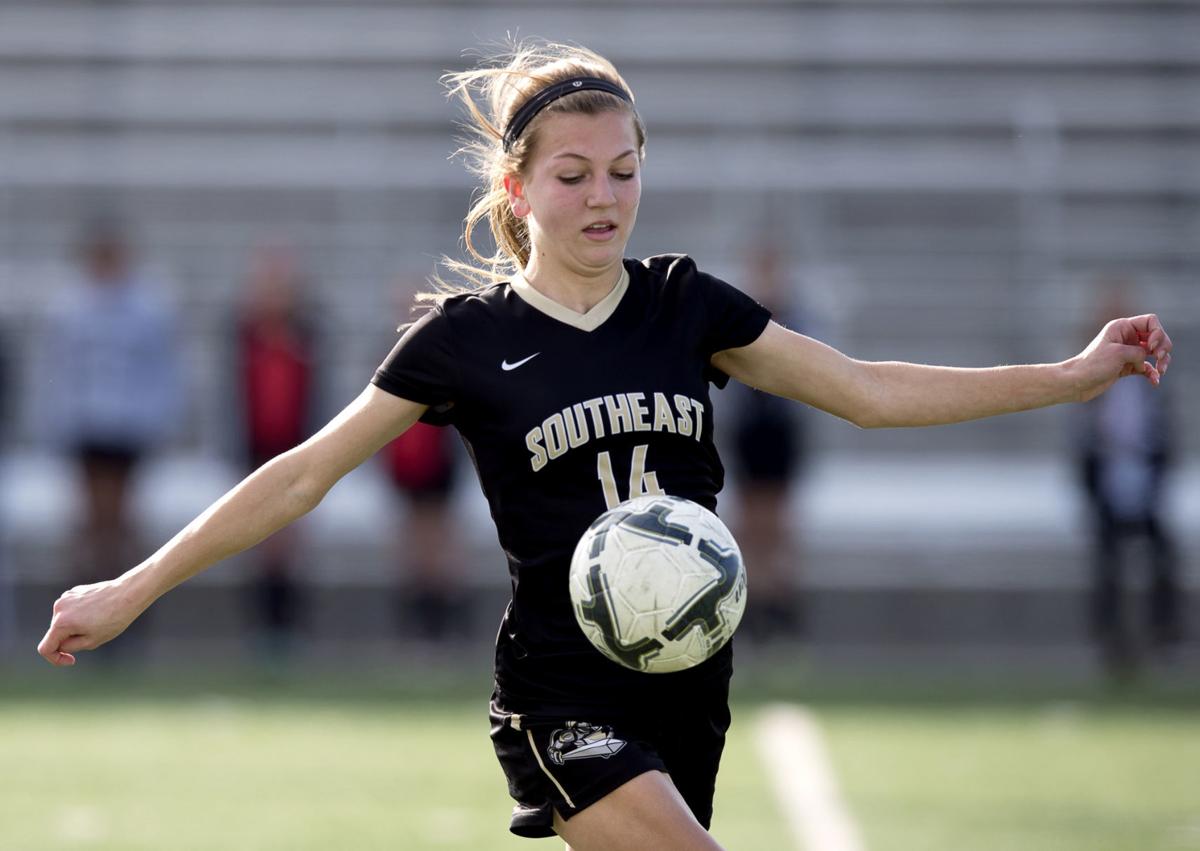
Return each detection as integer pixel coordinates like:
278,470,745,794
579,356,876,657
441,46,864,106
235,243,315,653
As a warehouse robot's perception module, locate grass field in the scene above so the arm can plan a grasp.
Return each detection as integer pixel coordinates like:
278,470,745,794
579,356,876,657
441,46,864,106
2,668,1198,850
822,703,1200,851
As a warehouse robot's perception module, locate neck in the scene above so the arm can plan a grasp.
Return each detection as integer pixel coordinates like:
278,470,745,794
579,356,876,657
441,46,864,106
521,254,624,314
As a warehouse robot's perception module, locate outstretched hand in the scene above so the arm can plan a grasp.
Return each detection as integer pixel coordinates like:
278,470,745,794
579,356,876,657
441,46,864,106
37,580,140,666
1071,314,1172,403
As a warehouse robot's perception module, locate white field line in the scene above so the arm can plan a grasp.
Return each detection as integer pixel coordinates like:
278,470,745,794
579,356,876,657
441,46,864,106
754,704,867,851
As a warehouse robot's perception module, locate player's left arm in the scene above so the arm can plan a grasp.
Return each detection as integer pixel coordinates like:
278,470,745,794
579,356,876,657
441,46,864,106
712,315,1172,429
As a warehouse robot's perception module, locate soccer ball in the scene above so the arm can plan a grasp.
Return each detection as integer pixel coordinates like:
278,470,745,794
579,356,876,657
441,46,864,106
568,495,747,674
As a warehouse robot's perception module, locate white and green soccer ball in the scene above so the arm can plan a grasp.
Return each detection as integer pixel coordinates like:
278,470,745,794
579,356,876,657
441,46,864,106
568,495,747,674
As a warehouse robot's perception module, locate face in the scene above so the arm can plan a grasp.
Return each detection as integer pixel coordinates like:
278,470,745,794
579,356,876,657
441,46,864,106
505,110,641,280
84,238,129,284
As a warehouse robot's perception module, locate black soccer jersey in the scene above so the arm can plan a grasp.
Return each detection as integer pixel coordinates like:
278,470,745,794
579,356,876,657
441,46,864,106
373,255,771,714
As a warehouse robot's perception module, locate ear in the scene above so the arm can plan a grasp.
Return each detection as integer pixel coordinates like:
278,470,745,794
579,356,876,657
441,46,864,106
504,174,530,218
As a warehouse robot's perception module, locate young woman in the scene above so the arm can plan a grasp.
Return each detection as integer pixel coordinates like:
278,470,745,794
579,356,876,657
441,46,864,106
38,42,1172,851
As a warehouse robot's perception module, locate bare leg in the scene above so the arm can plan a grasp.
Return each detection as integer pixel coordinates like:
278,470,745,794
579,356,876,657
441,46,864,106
552,770,725,851
738,484,794,594
399,496,465,639
74,452,148,657
77,455,137,583
248,524,302,656
738,483,802,639
1144,515,1182,646
1091,509,1130,671
406,498,458,594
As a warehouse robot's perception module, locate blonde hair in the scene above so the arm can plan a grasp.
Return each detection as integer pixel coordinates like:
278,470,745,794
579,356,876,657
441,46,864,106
423,40,646,302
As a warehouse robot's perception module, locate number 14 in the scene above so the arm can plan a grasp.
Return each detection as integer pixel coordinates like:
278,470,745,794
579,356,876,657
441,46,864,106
596,444,664,510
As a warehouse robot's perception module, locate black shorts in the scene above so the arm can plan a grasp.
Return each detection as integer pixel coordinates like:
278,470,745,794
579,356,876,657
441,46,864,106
75,441,142,471
488,690,731,839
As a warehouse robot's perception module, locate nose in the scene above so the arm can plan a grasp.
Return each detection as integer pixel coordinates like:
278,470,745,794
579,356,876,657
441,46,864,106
587,175,617,208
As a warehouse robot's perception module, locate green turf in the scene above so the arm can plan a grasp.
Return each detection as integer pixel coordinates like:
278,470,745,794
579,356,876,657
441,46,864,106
0,675,788,850
2,669,1197,850
821,704,1200,851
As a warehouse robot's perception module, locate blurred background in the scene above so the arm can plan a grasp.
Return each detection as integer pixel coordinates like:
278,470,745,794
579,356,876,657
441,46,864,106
2,0,1195,675
0,3,1197,848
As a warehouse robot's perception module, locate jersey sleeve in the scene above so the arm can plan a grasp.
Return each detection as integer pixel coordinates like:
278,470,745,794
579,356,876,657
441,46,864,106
662,255,772,388
371,305,460,425
693,265,772,389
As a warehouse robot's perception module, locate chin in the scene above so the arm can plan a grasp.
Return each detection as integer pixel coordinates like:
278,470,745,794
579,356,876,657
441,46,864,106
580,242,627,266
580,254,624,274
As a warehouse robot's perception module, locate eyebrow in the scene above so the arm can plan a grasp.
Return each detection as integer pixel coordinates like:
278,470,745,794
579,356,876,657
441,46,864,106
552,149,638,163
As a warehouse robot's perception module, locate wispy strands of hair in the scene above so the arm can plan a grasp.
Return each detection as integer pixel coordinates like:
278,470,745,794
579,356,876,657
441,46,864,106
417,40,642,310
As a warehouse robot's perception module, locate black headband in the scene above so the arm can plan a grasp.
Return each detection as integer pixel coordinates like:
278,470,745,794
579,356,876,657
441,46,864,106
502,76,633,152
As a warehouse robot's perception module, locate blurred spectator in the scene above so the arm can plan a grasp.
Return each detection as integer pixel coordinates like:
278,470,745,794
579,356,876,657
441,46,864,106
729,240,808,642
1074,281,1182,674
234,243,316,655
384,422,465,641
382,286,466,643
0,327,12,654
37,224,182,594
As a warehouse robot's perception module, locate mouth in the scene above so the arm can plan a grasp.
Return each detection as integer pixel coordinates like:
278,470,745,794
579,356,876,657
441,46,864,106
582,221,618,240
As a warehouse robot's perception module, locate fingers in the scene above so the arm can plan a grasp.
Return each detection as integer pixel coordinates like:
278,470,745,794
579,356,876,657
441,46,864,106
1125,314,1173,369
1109,314,1173,381
37,622,78,667
38,607,93,666
1113,343,1147,366
1108,342,1160,387
1130,349,1161,386
37,623,58,660
58,634,94,653
38,637,87,667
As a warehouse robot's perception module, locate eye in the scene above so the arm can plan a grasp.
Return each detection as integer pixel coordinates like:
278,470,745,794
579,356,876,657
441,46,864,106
612,172,636,181
558,175,584,185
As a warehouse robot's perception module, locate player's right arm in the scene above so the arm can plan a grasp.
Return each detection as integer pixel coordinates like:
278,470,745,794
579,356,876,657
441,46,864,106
37,386,426,666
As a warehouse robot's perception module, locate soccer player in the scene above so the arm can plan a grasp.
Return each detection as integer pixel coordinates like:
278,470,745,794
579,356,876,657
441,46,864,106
38,42,1173,851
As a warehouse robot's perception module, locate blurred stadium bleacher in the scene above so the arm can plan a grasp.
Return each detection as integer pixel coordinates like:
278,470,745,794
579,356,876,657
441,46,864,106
0,1,1196,664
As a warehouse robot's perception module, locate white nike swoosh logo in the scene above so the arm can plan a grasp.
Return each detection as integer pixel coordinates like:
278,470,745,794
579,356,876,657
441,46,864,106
501,353,541,371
